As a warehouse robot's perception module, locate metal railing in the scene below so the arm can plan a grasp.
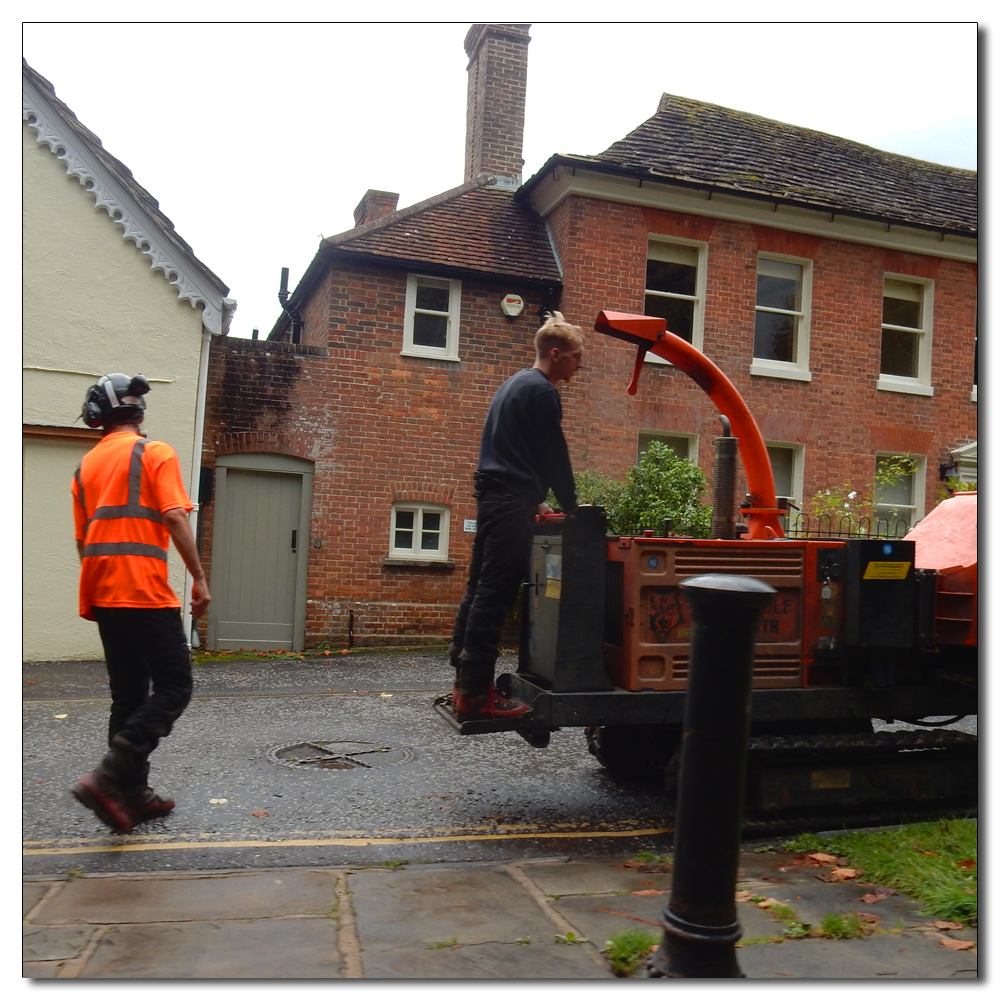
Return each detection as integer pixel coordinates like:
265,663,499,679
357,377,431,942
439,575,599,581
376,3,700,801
784,512,909,539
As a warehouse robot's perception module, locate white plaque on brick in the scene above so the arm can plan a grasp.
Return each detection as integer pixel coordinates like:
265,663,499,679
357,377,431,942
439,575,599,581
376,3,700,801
463,519,477,533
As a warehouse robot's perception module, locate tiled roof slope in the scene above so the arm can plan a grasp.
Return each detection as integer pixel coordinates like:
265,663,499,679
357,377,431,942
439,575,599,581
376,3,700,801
22,59,229,292
328,179,562,283
593,94,977,235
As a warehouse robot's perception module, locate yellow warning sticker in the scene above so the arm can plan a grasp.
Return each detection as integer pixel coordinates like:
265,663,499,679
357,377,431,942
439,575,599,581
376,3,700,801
863,561,912,580
545,579,562,600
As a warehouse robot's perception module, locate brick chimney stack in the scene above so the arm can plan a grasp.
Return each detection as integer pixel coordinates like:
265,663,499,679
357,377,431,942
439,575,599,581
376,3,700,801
353,189,399,228
464,23,531,188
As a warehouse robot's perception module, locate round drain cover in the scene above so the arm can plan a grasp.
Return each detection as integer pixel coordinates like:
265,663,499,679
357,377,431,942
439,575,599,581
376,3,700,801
267,739,415,771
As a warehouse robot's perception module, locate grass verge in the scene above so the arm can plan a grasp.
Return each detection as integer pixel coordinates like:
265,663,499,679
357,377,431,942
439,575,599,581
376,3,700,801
783,818,977,923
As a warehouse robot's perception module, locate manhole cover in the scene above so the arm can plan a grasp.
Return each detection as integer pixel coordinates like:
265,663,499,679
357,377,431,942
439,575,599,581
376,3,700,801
267,740,415,771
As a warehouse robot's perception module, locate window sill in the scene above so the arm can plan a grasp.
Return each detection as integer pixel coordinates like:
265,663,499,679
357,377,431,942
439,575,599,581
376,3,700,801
877,376,934,397
750,361,812,382
400,348,460,363
970,386,977,403
383,556,455,570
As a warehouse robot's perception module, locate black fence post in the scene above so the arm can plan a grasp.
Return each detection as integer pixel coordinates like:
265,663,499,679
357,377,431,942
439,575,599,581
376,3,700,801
647,573,775,979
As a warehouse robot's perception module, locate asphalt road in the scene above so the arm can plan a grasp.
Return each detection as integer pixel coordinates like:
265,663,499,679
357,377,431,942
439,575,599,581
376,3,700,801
23,650,977,879
23,651,674,878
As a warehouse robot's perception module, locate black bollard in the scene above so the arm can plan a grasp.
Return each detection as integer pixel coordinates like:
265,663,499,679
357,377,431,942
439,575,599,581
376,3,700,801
647,573,775,979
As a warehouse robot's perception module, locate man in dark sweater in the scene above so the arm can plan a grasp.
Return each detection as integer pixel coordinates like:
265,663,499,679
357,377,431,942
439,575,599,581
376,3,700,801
450,311,583,720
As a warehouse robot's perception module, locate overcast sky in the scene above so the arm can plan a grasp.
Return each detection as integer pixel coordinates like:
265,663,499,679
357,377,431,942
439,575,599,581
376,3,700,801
22,18,979,342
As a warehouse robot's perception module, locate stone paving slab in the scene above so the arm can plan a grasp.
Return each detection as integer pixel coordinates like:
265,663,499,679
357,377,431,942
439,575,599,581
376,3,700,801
551,891,670,948
35,870,337,924
78,917,342,978
23,882,51,917
22,961,62,979
736,930,978,979
521,860,673,897
348,866,557,952
22,925,95,961
361,940,612,979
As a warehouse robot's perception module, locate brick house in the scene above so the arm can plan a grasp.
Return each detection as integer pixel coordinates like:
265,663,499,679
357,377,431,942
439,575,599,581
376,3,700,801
199,23,976,652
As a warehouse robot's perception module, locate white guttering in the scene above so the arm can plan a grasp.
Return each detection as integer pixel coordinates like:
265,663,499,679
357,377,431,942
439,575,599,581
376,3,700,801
184,299,237,646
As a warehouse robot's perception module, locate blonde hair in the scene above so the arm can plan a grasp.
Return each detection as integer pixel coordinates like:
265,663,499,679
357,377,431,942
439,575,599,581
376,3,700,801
534,311,584,356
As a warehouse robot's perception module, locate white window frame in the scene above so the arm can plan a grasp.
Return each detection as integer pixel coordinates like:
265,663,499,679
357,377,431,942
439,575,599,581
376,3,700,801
877,274,934,397
402,274,462,362
637,430,698,463
388,502,451,562
750,252,813,382
765,441,804,533
873,453,926,532
644,236,708,363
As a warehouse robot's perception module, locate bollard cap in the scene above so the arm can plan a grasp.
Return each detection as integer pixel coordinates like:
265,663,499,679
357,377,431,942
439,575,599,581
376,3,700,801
680,574,776,595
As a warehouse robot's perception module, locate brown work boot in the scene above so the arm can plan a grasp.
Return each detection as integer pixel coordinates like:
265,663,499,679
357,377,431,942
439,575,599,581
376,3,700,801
454,685,530,721
71,770,137,834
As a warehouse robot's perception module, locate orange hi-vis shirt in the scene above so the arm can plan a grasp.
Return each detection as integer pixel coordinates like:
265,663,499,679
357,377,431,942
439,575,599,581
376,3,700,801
72,432,194,620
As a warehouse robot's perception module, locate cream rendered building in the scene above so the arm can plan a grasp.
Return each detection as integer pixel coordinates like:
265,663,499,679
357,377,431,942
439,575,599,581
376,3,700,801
23,60,235,660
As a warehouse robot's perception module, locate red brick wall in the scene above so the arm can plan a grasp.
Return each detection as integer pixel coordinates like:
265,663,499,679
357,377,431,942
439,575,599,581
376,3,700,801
202,265,551,648
551,195,977,508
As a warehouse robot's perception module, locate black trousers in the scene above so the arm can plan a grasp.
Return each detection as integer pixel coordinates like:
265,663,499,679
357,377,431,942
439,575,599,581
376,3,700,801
451,493,536,682
92,607,193,763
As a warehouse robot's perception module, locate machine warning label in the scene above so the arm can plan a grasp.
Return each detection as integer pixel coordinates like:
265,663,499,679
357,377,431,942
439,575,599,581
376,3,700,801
863,561,912,580
545,579,562,600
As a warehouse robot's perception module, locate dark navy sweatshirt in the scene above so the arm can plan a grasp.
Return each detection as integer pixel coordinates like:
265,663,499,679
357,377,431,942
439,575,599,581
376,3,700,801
475,368,577,511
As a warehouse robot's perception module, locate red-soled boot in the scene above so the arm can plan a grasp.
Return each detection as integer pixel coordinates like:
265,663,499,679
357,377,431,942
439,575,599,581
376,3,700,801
71,770,137,834
453,685,530,721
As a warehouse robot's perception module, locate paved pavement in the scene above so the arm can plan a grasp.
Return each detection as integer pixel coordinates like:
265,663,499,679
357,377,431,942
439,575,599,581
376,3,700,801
23,845,977,980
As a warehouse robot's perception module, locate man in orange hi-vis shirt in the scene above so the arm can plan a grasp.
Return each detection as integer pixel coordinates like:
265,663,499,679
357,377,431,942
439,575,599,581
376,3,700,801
70,373,210,834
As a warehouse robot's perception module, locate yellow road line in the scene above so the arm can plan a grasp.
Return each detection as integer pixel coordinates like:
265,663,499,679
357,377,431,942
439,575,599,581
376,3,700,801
24,827,673,857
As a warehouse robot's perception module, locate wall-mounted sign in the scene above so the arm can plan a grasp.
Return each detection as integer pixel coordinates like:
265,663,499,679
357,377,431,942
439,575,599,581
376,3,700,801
463,519,477,533
500,293,524,317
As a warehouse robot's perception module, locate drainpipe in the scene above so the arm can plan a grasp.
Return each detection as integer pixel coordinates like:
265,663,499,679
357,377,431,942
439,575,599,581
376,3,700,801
184,297,237,648
278,268,303,344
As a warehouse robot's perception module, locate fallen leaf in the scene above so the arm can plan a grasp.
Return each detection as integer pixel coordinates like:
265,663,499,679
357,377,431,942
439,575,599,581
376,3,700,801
209,798,228,804
814,873,840,883
830,868,864,880
939,938,975,951
857,889,896,904
250,810,269,818
857,912,881,926
808,852,839,864
341,649,350,655
630,889,666,896
26,680,37,684
956,859,976,871
53,714,68,719
735,891,755,902
623,860,646,868
756,897,782,909
934,920,965,930
323,650,333,656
